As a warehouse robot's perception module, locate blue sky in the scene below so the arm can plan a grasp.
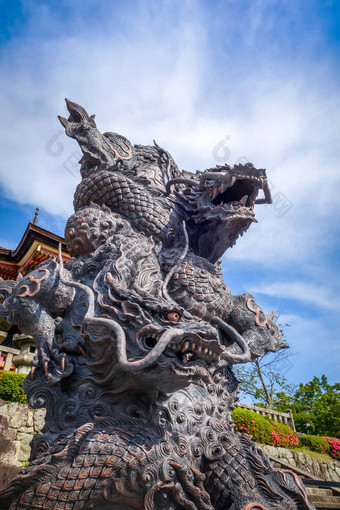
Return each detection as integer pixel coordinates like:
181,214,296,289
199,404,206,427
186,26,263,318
0,0,339,391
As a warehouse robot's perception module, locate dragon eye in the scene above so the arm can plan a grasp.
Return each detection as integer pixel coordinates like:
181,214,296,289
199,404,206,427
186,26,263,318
73,265,81,276
167,311,181,322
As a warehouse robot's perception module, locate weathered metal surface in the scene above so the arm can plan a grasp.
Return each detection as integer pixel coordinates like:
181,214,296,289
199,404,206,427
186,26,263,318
0,100,315,509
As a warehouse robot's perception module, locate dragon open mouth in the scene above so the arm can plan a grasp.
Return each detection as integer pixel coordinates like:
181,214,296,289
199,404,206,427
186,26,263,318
167,165,272,263
139,326,221,366
168,337,220,364
210,177,261,209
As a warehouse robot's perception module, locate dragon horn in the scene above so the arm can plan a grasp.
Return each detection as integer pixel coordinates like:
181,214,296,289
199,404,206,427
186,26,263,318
64,98,94,124
57,115,69,129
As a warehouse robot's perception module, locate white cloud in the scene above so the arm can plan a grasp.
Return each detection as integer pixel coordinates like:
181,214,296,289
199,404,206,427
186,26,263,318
251,281,340,312
0,2,209,216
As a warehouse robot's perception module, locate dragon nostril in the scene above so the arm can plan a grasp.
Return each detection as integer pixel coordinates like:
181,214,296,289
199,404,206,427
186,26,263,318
144,337,157,349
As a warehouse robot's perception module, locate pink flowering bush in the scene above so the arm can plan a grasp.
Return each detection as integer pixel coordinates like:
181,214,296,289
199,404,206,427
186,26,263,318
271,421,299,448
299,435,340,459
324,437,340,459
232,408,298,448
232,409,339,460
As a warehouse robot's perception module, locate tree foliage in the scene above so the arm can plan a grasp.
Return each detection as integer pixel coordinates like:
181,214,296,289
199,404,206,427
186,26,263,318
276,375,340,438
234,350,295,409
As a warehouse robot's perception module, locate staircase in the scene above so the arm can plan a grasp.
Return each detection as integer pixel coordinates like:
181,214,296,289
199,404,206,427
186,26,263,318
303,479,340,509
267,453,340,509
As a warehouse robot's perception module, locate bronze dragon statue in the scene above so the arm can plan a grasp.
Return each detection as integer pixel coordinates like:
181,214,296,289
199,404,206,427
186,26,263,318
0,100,315,510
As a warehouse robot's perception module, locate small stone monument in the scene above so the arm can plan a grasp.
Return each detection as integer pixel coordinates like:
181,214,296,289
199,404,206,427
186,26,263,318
12,335,37,374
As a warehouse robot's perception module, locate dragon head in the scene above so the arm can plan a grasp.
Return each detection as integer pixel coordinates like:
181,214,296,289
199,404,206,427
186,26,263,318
168,163,272,263
58,99,133,177
78,287,254,395
59,227,255,394
59,100,272,263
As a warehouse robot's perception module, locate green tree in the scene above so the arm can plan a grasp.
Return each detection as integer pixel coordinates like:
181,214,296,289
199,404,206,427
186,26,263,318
276,375,340,438
234,314,295,409
234,350,295,409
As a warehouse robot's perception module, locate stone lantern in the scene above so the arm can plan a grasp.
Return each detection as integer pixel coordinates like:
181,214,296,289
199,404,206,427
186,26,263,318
12,335,36,374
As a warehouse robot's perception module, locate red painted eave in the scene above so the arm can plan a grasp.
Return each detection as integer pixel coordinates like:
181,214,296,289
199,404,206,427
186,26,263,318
0,223,68,263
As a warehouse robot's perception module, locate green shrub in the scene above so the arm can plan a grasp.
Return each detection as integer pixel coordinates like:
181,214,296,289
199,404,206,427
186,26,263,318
232,407,298,448
299,435,329,454
0,371,27,403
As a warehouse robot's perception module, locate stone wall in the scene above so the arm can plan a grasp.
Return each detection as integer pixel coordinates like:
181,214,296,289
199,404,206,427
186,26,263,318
0,400,339,487
0,401,45,489
0,401,45,462
262,444,340,483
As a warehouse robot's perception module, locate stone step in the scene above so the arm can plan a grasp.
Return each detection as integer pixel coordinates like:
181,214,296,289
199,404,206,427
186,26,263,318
311,491,340,509
314,504,340,509
313,495,340,503
304,482,340,509
308,488,335,496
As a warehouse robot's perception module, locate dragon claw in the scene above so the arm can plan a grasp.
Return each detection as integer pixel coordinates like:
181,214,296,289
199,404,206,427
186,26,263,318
190,467,201,477
60,355,66,373
77,344,86,357
169,461,182,469
165,462,213,510
43,359,49,376
29,357,39,380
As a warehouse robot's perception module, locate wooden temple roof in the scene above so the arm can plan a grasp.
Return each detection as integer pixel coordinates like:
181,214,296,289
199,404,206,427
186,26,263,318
0,223,71,280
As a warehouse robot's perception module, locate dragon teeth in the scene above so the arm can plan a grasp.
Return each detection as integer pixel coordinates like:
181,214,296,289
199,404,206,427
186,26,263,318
239,195,248,206
211,188,219,200
173,339,218,363
182,341,190,352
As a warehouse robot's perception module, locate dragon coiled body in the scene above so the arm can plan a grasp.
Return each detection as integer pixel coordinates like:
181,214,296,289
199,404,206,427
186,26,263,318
74,170,175,243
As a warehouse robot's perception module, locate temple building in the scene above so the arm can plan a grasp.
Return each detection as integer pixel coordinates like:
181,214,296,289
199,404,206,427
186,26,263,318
0,209,71,373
